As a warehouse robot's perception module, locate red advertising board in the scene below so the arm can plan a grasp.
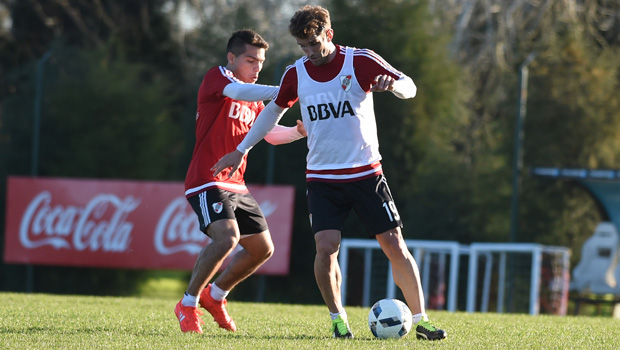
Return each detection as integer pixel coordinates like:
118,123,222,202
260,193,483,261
3,176,295,275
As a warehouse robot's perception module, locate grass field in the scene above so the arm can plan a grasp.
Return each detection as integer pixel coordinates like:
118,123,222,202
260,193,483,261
1,292,619,349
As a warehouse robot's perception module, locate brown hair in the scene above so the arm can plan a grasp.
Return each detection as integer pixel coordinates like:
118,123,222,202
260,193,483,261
226,30,269,56
289,5,331,39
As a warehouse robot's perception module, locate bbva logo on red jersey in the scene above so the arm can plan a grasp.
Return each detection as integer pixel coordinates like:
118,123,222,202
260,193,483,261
228,101,256,125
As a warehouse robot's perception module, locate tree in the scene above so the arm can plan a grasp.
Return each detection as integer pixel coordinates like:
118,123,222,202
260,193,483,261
0,0,188,294
429,0,620,262
519,20,620,254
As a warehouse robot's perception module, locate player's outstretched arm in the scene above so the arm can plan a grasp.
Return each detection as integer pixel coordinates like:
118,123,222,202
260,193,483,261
370,75,416,99
223,82,279,101
264,120,306,145
238,102,288,152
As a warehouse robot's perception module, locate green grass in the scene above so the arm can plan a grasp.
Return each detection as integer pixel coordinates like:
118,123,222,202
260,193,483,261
1,292,619,349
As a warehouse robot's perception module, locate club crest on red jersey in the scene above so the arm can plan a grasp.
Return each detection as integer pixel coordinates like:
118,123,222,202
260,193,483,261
340,75,352,92
212,202,223,214
224,68,235,78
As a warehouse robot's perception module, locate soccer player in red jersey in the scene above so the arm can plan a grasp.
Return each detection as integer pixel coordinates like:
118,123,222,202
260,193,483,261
175,30,305,334
212,7,447,340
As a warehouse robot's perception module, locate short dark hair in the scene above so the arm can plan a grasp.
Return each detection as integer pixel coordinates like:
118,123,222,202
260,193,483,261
226,30,269,56
289,5,331,39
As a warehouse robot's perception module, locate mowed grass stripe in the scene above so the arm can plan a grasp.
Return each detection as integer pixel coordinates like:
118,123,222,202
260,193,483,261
1,292,619,349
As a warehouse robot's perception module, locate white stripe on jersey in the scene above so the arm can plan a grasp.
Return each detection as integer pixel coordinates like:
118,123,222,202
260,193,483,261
218,66,241,83
185,181,248,196
339,46,404,78
199,191,211,226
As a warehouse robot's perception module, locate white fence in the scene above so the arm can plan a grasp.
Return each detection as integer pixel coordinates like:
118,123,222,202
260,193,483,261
339,239,571,315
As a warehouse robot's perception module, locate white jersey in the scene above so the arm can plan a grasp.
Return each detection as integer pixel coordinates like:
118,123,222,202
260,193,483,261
295,47,381,171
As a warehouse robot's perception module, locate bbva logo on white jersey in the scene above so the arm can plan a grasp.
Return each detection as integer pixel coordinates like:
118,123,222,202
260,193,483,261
307,100,355,121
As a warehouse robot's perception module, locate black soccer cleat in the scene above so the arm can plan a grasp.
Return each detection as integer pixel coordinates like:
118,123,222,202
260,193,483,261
415,319,447,340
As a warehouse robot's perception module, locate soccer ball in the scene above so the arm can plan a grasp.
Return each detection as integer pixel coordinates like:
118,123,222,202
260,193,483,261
368,298,412,339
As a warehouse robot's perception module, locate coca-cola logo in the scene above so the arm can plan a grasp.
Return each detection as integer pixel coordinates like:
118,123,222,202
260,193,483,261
19,191,139,252
154,197,207,255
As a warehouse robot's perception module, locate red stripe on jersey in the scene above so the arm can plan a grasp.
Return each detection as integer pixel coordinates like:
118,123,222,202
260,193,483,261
306,161,381,175
305,161,383,183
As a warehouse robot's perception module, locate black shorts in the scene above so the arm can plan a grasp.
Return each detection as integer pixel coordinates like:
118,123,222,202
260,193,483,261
187,188,268,237
306,174,403,237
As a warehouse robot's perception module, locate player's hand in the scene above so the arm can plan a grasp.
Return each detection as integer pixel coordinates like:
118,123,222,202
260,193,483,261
296,119,307,137
370,74,395,92
211,150,244,178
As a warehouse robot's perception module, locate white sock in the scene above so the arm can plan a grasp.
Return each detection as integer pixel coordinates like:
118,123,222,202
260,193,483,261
210,283,230,301
330,310,347,321
412,312,428,325
181,292,199,308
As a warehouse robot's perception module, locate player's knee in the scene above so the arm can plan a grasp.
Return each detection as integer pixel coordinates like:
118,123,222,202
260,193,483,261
315,230,341,255
243,233,274,261
258,237,274,260
267,237,275,253
382,241,411,261
263,243,274,260
212,232,240,252
315,240,339,256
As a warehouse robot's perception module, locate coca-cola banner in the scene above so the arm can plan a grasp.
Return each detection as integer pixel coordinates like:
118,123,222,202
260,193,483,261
3,176,295,275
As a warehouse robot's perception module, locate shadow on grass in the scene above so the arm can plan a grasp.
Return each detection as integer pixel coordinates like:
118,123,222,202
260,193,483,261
1,325,382,343
200,332,381,342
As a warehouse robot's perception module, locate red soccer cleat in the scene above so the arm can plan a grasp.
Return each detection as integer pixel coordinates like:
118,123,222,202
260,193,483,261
174,300,204,334
199,284,237,332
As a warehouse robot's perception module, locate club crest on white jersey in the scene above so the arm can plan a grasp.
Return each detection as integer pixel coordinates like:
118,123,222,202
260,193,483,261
340,75,352,92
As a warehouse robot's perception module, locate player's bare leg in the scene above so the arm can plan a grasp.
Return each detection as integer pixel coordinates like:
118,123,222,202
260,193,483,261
314,229,352,338
375,227,424,314
314,229,343,313
376,227,447,340
200,231,273,331
213,230,274,290
186,219,240,296
175,219,239,333
187,219,244,332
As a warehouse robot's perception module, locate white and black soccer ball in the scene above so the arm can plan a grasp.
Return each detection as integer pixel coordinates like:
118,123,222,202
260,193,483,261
368,298,412,339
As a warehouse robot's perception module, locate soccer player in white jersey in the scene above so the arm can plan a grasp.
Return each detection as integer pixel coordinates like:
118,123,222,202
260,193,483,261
175,30,306,334
212,6,447,340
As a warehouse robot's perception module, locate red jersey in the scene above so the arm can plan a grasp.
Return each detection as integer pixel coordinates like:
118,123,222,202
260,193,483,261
184,66,265,197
